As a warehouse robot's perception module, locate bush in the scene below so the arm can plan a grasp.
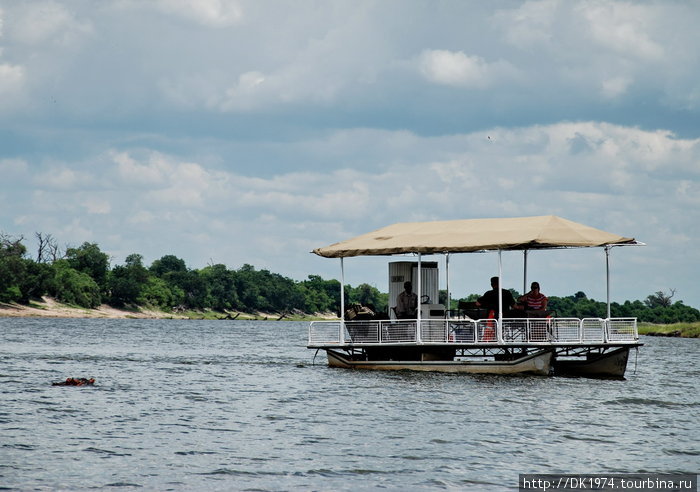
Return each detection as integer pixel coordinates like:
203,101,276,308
138,277,179,309
50,261,102,308
1,285,22,303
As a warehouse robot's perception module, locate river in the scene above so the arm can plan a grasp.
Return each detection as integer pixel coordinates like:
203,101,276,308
1,318,698,490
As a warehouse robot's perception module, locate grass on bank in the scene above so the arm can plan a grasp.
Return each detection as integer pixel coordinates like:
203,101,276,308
638,322,700,338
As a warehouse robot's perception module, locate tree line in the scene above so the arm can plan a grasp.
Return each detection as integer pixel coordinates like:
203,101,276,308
1,232,698,323
451,289,699,324
0,233,382,315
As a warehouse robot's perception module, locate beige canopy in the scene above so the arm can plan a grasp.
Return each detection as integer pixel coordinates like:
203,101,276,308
313,215,638,258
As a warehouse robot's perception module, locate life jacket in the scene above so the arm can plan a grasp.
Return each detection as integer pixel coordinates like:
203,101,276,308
483,310,496,341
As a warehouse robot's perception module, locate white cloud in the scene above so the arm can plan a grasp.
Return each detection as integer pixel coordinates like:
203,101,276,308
600,76,631,99
113,151,172,187
0,63,25,97
154,0,243,27
112,151,233,208
82,197,111,215
220,71,267,111
579,1,664,61
493,1,699,107
0,157,28,177
417,49,518,88
495,0,558,48
8,1,93,46
34,167,82,190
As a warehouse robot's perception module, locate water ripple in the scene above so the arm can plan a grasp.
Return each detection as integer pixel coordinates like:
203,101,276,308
1,318,698,490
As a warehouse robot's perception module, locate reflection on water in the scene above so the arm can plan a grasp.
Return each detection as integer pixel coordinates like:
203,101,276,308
1,318,698,490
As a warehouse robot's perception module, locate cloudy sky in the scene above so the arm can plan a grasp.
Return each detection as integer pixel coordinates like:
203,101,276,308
1,0,699,308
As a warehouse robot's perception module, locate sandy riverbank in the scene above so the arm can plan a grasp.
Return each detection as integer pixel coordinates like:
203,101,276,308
0,297,182,319
0,297,336,321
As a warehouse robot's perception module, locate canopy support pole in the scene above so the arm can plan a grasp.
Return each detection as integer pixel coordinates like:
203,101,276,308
523,249,528,296
445,253,450,317
605,246,611,320
498,250,503,343
417,253,422,343
339,257,345,344
498,250,503,321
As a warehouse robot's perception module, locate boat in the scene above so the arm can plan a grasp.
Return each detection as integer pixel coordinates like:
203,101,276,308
307,215,644,377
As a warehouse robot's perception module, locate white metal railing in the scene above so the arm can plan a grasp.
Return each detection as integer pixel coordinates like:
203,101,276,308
308,317,639,346
582,318,605,342
606,318,638,341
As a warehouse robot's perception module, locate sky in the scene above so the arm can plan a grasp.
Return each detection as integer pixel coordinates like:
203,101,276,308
1,0,699,309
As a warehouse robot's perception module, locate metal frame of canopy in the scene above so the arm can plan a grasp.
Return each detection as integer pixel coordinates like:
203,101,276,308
314,216,643,341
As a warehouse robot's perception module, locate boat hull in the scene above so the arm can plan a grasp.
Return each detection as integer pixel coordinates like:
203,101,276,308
553,347,630,378
326,348,552,376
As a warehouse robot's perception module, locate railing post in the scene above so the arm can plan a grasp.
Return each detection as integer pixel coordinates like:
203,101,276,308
578,319,583,343
603,318,609,343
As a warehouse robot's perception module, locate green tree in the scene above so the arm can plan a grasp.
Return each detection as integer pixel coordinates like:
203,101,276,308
299,275,341,314
149,255,201,308
65,242,110,290
644,289,675,308
138,276,181,309
347,283,386,313
0,234,28,303
150,255,188,277
231,264,304,313
107,254,150,306
50,260,102,308
199,264,239,311
19,261,54,302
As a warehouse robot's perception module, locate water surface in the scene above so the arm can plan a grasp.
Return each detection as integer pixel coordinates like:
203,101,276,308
1,318,698,490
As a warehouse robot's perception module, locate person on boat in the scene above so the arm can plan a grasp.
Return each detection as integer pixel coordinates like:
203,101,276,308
517,281,548,311
475,276,515,315
395,281,418,319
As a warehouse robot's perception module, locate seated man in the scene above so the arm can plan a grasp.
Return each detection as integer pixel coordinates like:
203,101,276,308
518,281,548,311
476,276,515,315
394,281,418,319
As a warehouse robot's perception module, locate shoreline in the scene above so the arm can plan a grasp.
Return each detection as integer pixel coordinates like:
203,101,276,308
0,297,183,319
0,297,336,321
1,299,696,335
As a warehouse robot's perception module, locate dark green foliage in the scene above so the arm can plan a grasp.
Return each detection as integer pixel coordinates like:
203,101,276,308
106,254,150,307
644,290,674,308
299,275,340,313
0,254,26,302
50,260,102,308
138,277,180,309
199,264,239,311
19,261,54,302
234,264,304,313
547,292,700,323
0,234,48,303
2,231,699,321
347,283,387,314
0,234,26,302
65,242,110,290
150,255,188,277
